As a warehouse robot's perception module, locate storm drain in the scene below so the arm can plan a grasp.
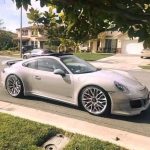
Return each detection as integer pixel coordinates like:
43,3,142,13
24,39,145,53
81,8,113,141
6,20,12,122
42,134,70,150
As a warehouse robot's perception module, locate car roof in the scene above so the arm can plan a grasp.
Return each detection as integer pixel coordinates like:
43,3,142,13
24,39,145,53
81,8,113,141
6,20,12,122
44,53,73,57
31,49,43,51
23,53,74,62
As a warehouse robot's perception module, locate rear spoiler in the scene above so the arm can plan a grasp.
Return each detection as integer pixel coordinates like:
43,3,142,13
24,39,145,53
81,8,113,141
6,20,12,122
1,59,23,67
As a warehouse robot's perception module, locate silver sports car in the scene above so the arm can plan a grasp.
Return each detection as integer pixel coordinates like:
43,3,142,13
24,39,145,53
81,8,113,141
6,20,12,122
1,54,150,116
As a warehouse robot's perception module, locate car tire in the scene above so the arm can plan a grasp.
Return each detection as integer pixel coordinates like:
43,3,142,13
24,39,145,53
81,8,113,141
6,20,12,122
6,75,24,98
79,86,111,116
23,55,28,59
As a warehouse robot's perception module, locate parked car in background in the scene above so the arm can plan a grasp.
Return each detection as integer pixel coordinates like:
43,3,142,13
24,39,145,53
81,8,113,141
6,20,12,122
1,54,150,116
141,48,150,58
79,45,90,52
23,49,55,59
22,45,34,54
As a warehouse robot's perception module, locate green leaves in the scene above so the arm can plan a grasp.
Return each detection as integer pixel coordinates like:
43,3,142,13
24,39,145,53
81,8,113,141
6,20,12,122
128,27,135,38
0,30,17,50
0,19,4,28
12,0,31,10
13,0,150,48
27,8,41,24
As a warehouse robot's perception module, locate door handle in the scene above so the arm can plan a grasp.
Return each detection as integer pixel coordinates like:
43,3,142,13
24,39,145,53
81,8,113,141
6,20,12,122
34,75,41,80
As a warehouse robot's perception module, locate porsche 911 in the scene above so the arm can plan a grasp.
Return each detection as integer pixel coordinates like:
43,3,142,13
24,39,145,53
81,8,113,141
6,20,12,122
1,54,150,116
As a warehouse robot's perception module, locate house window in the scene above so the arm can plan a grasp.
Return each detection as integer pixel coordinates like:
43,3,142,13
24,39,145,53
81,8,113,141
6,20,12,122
35,41,38,48
31,31,34,35
22,30,28,36
31,41,38,48
31,29,38,36
31,41,34,47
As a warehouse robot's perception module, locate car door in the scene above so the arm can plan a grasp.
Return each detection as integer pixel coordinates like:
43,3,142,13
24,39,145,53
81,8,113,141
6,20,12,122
33,58,74,102
22,59,42,93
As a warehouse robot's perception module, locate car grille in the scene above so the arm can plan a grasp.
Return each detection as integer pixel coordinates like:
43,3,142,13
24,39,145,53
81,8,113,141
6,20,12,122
130,94,150,108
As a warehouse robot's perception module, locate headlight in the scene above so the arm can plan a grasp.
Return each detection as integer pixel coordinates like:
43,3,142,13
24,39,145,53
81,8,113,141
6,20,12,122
114,81,129,93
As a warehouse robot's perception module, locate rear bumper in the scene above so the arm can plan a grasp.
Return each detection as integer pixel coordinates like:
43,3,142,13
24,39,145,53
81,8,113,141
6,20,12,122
109,88,150,116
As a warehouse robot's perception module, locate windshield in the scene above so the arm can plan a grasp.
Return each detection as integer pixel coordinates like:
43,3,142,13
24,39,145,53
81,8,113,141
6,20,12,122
61,55,98,74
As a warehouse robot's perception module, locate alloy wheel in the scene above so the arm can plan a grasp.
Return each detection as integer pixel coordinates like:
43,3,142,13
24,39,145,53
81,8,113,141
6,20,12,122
6,75,22,97
81,86,108,115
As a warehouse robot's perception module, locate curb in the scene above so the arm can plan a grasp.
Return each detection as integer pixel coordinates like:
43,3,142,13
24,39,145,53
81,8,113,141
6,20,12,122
0,101,150,150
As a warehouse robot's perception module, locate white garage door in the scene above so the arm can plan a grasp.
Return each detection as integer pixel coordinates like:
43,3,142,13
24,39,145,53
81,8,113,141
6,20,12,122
122,40,144,55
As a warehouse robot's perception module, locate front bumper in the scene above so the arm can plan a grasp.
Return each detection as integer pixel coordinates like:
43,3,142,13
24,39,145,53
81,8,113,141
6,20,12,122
109,87,150,116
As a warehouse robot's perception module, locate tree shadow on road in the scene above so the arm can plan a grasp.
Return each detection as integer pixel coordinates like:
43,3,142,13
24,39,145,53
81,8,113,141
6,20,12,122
108,108,150,124
22,95,150,124
2,88,150,125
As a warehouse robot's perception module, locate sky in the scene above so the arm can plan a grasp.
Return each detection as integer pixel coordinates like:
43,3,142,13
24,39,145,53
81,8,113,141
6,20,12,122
0,0,48,32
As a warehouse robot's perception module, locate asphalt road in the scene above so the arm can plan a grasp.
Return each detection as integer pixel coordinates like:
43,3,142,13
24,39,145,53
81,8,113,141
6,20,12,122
0,56,150,137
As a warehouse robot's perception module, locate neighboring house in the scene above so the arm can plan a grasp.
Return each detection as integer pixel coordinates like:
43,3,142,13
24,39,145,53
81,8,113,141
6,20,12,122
87,31,144,55
17,26,144,54
16,26,47,49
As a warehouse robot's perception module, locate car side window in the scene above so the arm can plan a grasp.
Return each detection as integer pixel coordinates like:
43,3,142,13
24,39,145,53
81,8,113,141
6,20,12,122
23,60,37,69
37,58,68,73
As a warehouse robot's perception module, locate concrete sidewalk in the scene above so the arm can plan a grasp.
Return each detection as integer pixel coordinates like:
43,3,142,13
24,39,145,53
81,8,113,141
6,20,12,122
0,101,150,150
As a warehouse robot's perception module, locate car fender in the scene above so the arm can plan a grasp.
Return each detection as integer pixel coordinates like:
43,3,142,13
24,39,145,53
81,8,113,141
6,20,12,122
4,67,26,94
73,81,114,106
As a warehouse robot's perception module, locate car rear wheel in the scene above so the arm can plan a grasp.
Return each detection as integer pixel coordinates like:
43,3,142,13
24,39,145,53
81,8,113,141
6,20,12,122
80,86,111,115
6,75,24,97
23,55,28,59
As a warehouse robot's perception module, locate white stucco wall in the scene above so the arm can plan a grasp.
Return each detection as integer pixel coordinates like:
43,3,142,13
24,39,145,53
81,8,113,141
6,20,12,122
91,40,97,52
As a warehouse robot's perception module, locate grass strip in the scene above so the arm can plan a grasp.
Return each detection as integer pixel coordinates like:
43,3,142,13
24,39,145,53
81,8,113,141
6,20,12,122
139,64,150,69
0,112,126,150
0,50,113,61
74,53,113,61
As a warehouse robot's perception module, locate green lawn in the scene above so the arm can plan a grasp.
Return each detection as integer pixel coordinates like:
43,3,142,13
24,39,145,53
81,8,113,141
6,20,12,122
74,53,113,61
0,50,113,61
0,113,126,150
64,134,125,150
139,64,150,69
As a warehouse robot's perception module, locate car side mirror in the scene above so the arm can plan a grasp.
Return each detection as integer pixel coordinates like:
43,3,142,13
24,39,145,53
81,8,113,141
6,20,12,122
54,69,66,77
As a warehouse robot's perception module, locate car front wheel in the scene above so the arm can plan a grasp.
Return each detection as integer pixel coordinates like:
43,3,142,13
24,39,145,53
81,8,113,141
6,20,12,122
80,86,111,115
6,75,24,97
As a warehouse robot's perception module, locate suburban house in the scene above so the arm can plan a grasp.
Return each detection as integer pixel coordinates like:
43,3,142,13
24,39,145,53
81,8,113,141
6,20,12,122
16,26,47,49
88,31,144,55
16,26,144,54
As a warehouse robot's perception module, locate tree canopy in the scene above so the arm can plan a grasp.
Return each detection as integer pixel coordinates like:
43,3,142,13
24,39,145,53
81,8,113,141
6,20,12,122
0,19,17,50
27,7,77,51
0,19,4,29
0,30,17,50
13,0,150,48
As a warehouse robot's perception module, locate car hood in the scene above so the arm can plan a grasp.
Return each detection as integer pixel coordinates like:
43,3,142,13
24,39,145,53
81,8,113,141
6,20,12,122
78,69,145,90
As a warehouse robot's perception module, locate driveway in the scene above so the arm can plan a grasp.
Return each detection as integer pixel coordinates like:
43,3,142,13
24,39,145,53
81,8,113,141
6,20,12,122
90,54,150,70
